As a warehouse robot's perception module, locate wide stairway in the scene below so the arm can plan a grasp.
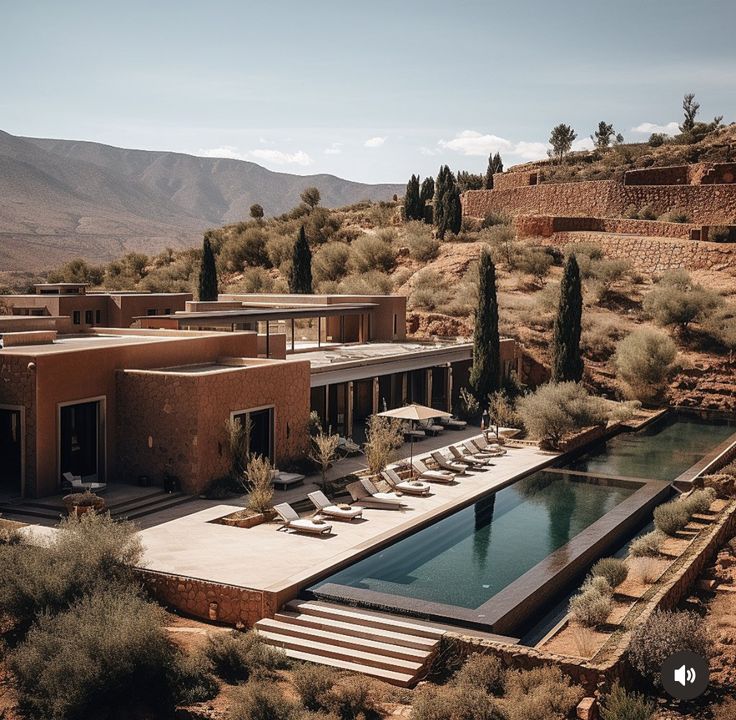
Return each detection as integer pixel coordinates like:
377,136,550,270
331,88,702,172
255,599,444,687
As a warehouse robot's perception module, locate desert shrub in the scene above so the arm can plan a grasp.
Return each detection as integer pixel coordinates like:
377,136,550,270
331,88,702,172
569,586,613,627
582,574,613,596
566,242,604,263
230,681,299,720
312,243,350,283
639,204,657,220
409,269,453,311
629,530,663,558
292,664,335,711
323,675,384,720
587,258,633,301
631,557,659,584
600,683,655,720
503,666,583,720
708,225,736,243
227,267,275,294
614,328,677,400
304,206,342,244
659,209,689,223
218,228,270,271
9,589,175,720
403,221,440,261
653,500,690,536
266,234,295,269
608,400,641,424
349,234,397,273
648,133,666,147
628,610,711,686
453,654,504,696
591,557,628,588
204,631,288,683
702,473,736,499
701,306,736,357
516,382,608,449
411,684,504,720
514,246,553,284
681,487,717,515
582,316,627,360
337,270,393,295
643,270,722,331
169,650,220,706
481,211,510,228
363,415,404,475
246,455,275,513
0,512,141,629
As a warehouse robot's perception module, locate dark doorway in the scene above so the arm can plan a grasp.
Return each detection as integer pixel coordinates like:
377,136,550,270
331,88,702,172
327,384,348,436
310,386,327,429
0,409,22,496
60,401,102,481
235,408,274,462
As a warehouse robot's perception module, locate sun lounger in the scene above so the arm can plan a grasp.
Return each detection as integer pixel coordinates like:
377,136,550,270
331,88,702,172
472,437,508,456
274,503,333,535
345,478,407,509
307,491,363,521
62,471,107,493
449,445,490,468
403,425,426,441
337,436,362,455
272,471,305,491
460,441,496,460
417,419,444,436
411,458,458,482
381,469,430,496
431,451,469,474
437,416,467,430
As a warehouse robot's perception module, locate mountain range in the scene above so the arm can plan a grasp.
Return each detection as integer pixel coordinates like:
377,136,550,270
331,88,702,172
0,130,402,271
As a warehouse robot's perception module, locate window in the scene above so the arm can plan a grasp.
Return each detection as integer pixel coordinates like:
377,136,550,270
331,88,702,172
164,308,171,315
146,309,157,316
73,311,80,325
95,310,101,324
85,310,93,325
233,408,275,462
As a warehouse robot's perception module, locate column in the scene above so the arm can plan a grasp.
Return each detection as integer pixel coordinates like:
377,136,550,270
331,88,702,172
446,363,453,413
426,368,433,407
347,382,354,438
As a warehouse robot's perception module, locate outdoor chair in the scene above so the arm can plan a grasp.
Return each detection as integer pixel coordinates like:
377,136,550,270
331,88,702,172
62,471,107,493
403,424,426,441
381,469,431,496
437,416,467,430
307,491,363,521
274,503,333,535
449,445,490,468
417,419,444,436
430,451,469,474
470,437,508,457
411,458,458,482
271,470,305,491
346,478,407,509
460,440,496,460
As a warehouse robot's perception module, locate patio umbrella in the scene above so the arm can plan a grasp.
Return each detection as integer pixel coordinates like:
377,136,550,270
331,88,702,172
377,403,453,469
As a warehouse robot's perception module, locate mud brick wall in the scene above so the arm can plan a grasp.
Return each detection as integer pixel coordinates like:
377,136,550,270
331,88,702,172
624,162,736,186
140,569,279,627
493,171,538,190
514,215,701,240
463,181,736,224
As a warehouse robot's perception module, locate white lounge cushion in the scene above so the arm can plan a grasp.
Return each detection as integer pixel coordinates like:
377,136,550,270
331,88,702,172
308,491,363,520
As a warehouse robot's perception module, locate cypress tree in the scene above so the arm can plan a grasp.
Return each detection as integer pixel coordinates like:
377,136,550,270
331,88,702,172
197,233,218,301
420,176,434,223
469,249,501,406
434,165,462,239
404,174,422,221
552,254,584,382
289,226,313,294
484,152,504,189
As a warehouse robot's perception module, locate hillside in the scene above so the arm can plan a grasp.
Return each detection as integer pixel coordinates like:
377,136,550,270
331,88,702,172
0,131,402,272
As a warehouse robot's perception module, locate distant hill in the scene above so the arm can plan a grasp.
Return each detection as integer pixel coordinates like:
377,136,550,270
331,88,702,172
0,131,402,271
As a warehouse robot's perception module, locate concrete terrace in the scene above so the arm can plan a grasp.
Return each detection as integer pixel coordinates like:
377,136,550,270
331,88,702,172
138,441,557,598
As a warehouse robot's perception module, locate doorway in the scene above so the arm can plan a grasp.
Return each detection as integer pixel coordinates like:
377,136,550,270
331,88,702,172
59,399,105,482
234,407,275,463
0,408,23,496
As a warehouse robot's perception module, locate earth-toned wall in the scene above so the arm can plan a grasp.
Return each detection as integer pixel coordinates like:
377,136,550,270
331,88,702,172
514,215,701,240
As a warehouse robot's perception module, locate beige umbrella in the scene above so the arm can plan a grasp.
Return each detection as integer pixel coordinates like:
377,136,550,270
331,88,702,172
377,403,453,467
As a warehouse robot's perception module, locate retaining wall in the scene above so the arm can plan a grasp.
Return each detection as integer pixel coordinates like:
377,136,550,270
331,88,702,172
514,215,703,240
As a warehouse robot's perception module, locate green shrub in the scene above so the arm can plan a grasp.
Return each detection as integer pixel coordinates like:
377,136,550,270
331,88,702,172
322,674,384,720
9,589,175,720
337,270,393,295
614,328,677,400
266,234,295,270
292,664,335,711
629,530,663,558
591,557,628,588
653,500,690,536
312,243,350,283
581,317,626,361
481,212,510,228
411,684,504,720
659,209,689,223
513,246,553,284
230,681,299,720
643,270,722,331
169,650,220,706
628,610,711,686
681,487,717,515
409,269,453,311
600,683,655,720
204,631,288,683
349,234,397,273
569,587,613,627
403,222,440,261
453,653,505,696
218,227,270,271
581,574,613,596
502,666,583,720
227,267,275,294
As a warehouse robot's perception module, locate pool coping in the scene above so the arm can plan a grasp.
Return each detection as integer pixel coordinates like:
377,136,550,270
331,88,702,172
310,477,671,634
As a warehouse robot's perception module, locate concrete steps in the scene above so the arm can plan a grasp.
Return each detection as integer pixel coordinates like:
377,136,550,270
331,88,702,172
254,600,444,687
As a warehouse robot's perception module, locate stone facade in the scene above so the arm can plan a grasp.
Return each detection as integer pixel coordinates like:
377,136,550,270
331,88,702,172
463,180,736,224
514,215,704,240
624,162,736,186
493,171,538,190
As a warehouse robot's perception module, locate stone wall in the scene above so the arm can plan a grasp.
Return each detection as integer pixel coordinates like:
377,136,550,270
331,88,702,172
463,181,736,224
141,569,279,627
514,215,702,240
624,162,736,186
493,171,538,190
543,232,736,275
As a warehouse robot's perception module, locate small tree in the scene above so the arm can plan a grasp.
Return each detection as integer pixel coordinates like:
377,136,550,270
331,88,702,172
434,165,462,240
309,429,341,491
591,121,621,150
548,123,577,163
404,174,423,221
643,270,722,333
487,391,518,439
363,415,404,476
249,203,264,220
300,186,321,209
197,234,218,301
245,455,274,513
680,92,700,134
224,416,251,482
289,226,313,294
614,328,677,401
469,250,501,407
484,152,503,189
552,254,584,382
419,176,435,223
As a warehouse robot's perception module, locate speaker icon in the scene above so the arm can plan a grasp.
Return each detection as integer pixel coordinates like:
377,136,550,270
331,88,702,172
674,664,697,687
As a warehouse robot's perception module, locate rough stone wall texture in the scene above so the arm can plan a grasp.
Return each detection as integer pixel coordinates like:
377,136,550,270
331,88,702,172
514,215,702,240
493,171,538,190
624,162,736,186
0,355,36,494
140,570,279,627
116,360,311,493
544,231,736,275
463,181,736,224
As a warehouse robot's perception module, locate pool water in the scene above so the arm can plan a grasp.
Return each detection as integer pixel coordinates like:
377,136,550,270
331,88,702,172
567,413,736,481
311,472,635,609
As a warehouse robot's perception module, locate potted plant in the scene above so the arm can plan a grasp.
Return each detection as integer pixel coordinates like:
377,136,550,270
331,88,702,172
63,490,106,516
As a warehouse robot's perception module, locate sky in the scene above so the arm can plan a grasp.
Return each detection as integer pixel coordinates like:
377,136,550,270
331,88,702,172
2,0,735,184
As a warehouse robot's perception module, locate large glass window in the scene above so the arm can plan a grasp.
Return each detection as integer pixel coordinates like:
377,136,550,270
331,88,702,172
234,407,274,462
59,400,103,481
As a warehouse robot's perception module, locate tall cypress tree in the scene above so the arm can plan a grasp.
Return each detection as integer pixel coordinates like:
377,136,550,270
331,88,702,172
420,176,434,223
552,254,584,382
289,226,313,294
404,174,422,221
484,152,504,189
198,233,218,301
434,165,462,239
469,249,501,406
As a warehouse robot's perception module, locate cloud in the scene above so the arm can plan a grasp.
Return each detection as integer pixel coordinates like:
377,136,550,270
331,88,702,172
419,146,441,156
364,136,386,148
572,137,595,152
631,121,679,135
197,146,313,166
324,142,343,155
438,130,513,157
512,141,549,161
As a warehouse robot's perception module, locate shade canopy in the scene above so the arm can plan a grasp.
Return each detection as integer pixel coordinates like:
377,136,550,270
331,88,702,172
377,403,452,421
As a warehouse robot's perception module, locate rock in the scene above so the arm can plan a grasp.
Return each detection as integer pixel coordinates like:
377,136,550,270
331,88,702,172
577,697,598,720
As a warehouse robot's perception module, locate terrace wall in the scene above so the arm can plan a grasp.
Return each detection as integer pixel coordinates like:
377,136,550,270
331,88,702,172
624,162,736,186
514,215,702,240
